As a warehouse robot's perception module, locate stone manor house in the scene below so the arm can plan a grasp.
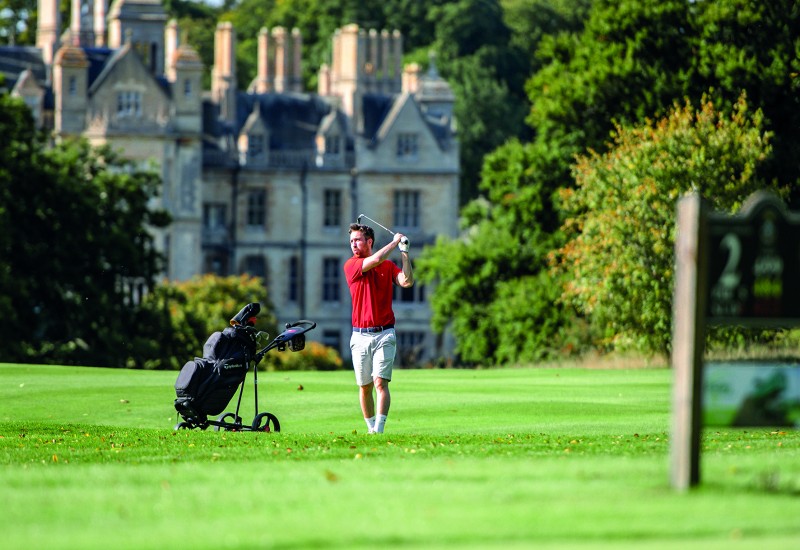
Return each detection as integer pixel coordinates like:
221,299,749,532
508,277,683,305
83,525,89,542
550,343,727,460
0,0,460,364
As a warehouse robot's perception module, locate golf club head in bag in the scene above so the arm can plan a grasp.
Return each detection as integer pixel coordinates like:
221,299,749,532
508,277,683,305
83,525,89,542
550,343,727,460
230,302,260,327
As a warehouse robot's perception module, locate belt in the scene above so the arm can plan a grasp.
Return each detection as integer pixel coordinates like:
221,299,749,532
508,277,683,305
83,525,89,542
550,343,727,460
352,324,394,334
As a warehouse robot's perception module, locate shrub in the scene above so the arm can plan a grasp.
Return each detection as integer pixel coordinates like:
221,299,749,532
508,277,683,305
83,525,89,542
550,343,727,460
266,341,344,372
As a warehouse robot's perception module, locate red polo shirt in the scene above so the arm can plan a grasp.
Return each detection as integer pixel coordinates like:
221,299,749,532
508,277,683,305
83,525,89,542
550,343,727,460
344,257,401,328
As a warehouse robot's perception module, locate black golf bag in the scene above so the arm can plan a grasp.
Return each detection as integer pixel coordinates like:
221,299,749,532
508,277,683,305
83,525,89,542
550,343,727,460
173,302,316,432
174,325,257,418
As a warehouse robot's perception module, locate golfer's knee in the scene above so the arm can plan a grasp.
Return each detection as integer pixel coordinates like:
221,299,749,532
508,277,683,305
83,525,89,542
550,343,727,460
374,377,389,392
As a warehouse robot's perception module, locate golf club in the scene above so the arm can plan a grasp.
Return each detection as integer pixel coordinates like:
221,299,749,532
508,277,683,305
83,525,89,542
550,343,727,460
356,214,409,245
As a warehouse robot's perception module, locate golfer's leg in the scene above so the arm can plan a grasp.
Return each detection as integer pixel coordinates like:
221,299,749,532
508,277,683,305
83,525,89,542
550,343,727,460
351,332,376,431
374,377,391,416
359,382,376,419
372,330,396,433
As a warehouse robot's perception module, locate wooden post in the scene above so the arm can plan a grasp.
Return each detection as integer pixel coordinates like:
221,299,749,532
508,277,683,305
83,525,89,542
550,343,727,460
670,193,709,491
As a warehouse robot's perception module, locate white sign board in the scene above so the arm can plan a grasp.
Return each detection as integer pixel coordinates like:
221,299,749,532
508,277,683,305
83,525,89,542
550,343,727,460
704,363,800,427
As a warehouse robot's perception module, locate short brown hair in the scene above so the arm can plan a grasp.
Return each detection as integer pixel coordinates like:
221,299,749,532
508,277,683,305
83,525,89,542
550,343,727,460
349,223,374,242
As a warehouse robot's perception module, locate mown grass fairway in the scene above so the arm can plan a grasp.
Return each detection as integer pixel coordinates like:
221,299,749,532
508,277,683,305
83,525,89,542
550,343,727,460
1,363,798,549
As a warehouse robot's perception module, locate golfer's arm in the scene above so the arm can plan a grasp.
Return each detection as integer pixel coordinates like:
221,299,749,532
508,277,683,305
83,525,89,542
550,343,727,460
362,240,398,272
396,252,414,288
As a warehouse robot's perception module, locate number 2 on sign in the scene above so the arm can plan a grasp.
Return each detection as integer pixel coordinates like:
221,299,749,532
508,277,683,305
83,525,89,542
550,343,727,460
710,233,744,316
718,233,741,289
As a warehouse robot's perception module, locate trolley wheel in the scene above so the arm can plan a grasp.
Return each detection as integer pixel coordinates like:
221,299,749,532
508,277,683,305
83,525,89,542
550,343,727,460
214,412,241,431
174,421,192,430
252,412,280,432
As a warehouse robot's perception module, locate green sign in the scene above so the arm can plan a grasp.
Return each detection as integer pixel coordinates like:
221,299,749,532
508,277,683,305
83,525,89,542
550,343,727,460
706,191,800,325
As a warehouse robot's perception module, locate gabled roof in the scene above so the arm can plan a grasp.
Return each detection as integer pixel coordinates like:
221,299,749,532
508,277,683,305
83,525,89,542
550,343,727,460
364,92,451,151
87,43,170,98
12,67,42,94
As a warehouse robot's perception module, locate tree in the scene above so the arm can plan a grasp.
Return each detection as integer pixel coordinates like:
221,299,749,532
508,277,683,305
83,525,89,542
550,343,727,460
0,0,35,45
421,0,800,363
501,0,592,75
0,93,33,340
446,56,527,202
691,0,800,205
527,0,693,163
429,0,525,202
0,93,170,365
417,139,571,363
551,95,777,355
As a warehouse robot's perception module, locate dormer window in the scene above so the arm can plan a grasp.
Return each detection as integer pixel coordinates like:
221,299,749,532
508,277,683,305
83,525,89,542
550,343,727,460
248,134,265,159
397,133,418,161
117,91,142,118
325,134,341,155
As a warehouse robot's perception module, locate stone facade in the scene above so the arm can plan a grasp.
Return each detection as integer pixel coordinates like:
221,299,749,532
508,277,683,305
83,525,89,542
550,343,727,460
0,0,459,365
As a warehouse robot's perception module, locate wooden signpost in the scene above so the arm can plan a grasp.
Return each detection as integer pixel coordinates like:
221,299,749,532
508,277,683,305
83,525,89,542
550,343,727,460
670,190,800,491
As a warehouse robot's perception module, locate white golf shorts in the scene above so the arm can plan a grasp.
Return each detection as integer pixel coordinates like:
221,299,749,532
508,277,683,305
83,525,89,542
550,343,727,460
350,328,396,386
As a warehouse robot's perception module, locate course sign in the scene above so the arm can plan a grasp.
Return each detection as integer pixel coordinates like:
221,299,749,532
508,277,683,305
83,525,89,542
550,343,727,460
670,191,800,491
707,191,800,325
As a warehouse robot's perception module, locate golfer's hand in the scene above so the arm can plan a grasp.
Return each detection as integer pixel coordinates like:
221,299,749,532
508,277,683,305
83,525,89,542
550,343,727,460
398,236,410,253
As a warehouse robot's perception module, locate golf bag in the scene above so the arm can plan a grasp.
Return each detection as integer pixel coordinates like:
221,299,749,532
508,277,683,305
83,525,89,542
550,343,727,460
173,302,316,432
174,325,257,419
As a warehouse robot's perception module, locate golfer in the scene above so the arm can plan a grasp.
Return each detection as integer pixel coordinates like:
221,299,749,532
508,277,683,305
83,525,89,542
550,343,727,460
344,222,413,433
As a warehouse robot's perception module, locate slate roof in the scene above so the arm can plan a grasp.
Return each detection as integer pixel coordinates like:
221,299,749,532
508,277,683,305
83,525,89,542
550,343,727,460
0,43,173,108
362,93,395,143
82,47,115,86
0,46,47,88
236,92,333,151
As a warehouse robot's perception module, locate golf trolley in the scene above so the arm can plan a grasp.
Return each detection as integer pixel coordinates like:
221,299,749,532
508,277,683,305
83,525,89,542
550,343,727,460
173,303,316,432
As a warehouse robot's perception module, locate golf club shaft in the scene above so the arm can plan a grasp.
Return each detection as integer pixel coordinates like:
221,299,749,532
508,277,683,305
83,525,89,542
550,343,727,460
357,214,409,245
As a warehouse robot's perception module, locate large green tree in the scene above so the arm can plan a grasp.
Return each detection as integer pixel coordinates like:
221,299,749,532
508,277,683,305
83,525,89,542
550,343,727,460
527,0,693,166
692,0,800,204
430,0,528,202
418,139,573,363
553,95,776,354
422,0,800,363
0,93,169,366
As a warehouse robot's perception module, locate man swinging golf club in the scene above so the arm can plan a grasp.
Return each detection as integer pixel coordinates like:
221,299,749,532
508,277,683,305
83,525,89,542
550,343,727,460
344,216,413,433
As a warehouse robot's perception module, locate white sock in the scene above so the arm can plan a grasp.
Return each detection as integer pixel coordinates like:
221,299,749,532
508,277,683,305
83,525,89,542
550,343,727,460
365,416,376,432
375,414,388,433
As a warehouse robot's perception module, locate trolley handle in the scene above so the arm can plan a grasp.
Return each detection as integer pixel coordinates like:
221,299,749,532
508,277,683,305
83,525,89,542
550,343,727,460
255,319,317,360
286,320,317,332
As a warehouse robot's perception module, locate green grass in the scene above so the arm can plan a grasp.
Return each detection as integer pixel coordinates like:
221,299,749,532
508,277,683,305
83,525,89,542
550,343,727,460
1,363,798,549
